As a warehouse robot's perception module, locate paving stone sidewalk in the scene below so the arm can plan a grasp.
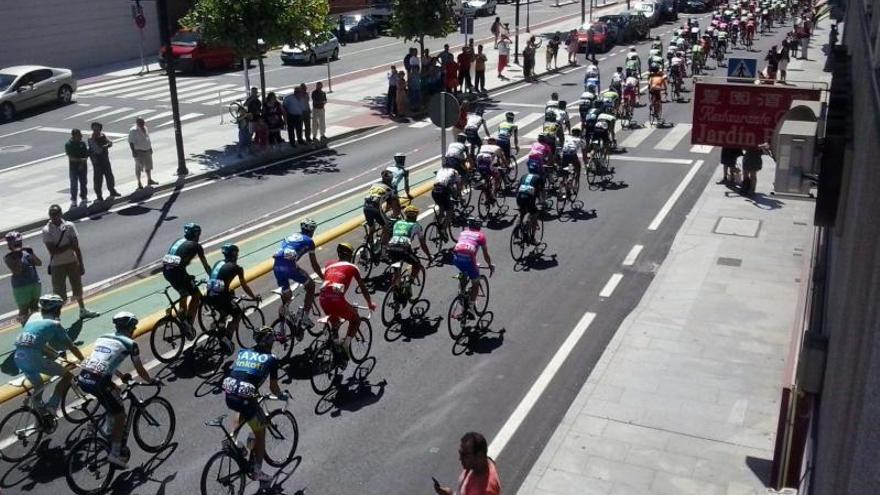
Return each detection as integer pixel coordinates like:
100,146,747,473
515,19,834,495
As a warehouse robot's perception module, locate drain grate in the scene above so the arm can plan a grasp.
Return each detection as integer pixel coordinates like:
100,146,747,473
714,217,762,237
717,257,743,267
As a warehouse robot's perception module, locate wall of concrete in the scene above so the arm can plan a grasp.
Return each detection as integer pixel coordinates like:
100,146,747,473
0,0,161,72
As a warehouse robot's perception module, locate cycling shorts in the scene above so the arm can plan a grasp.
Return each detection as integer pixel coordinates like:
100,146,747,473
527,157,544,175
273,260,309,291
363,202,388,228
77,370,125,414
387,244,419,267
453,253,480,280
496,138,511,159
464,129,482,149
318,294,358,325
562,152,580,167
163,267,197,297
516,193,538,214
432,184,454,212
14,348,66,390
225,393,266,430
206,292,241,318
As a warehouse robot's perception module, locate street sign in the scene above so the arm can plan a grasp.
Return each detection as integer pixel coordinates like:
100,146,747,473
429,92,460,129
460,16,474,35
691,82,821,148
727,58,757,81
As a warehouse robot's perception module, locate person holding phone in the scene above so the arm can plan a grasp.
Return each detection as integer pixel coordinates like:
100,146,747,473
4,231,42,324
434,432,501,495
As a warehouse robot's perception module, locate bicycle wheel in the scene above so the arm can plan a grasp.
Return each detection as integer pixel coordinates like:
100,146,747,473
532,215,545,245
477,187,493,220
269,317,296,359
423,221,446,254
350,317,373,364
198,305,220,334
133,396,176,453
236,311,261,349
200,449,246,495
62,384,100,425
555,178,569,215
586,158,599,185
408,266,426,302
309,333,339,395
66,436,114,495
353,244,375,280
568,169,581,202
0,407,43,462
263,410,299,467
150,316,186,363
447,295,468,340
475,275,490,316
509,224,526,262
242,305,265,328
227,101,245,122
381,286,403,326
505,158,519,184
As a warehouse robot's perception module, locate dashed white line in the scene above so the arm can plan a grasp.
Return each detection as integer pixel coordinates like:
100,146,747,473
648,159,704,231
599,273,623,298
622,245,643,266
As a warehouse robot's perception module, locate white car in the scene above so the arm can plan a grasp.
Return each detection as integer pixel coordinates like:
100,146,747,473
636,1,661,27
0,65,77,121
466,0,498,16
280,32,340,65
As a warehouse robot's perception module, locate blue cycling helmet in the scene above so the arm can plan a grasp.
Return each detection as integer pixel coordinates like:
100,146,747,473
221,243,239,261
183,222,201,241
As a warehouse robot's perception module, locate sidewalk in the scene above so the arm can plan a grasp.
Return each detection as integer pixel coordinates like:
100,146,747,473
515,20,833,495
0,4,621,234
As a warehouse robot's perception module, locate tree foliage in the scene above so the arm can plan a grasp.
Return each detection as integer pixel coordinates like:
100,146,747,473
181,0,330,58
389,0,457,49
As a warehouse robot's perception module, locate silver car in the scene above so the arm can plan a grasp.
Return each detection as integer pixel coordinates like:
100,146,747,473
281,32,340,65
0,65,77,121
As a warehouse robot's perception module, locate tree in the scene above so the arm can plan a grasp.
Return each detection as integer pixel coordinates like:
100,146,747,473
389,0,458,53
182,0,329,94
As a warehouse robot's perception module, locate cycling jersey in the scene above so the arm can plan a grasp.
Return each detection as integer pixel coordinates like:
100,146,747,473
224,349,278,398
445,142,468,160
528,142,550,159
585,65,599,78
81,334,139,378
364,183,392,207
453,229,487,260
552,108,570,128
542,121,560,136
389,220,423,248
207,260,243,296
464,114,484,130
15,315,69,351
562,136,586,154
320,261,360,298
385,165,408,193
162,238,204,270
498,121,517,140
273,233,315,263
435,168,459,187
649,74,667,91
479,144,504,161
517,173,543,196
649,48,661,58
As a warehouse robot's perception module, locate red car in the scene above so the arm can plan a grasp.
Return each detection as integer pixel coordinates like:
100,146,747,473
576,21,612,52
159,30,237,73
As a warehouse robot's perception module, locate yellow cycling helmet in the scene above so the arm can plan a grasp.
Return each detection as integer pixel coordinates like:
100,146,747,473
337,242,354,256
404,205,420,218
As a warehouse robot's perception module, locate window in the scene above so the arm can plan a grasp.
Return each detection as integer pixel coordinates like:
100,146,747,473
31,69,53,84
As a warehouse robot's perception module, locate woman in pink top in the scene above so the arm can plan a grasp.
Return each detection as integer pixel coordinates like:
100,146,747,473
435,432,501,495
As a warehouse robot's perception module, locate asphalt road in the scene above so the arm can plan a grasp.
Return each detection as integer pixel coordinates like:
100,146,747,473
0,12,791,495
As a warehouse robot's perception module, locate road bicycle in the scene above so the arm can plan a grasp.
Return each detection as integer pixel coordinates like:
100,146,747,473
619,95,635,128
309,306,373,395
269,285,323,359
446,270,491,339
715,44,727,66
424,203,462,254
150,282,207,363
199,295,265,349
671,70,684,101
380,257,426,325
353,223,387,281
65,379,175,495
649,92,663,126
200,392,298,495
585,142,614,186
474,168,508,220
509,208,545,262
554,160,581,215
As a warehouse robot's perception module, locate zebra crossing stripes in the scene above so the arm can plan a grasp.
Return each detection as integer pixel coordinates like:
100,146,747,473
690,144,714,154
618,127,654,148
63,105,114,120
653,124,692,151
109,108,157,123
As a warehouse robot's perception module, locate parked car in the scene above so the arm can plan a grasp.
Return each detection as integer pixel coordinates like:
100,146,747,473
636,1,661,27
367,0,394,27
597,14,630,44
576,21,615,52
658,0,678,20
466,0,498,16
683,0,708,12
0,65,76,121
623,10,652,39
336,15,381,42
159,30,237,73
454,0,478,19
281,32,340,65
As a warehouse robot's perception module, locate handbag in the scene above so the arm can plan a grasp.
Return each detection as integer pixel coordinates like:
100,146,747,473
47,227,67,276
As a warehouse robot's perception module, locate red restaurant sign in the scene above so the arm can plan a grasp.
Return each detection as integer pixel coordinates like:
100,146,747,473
691,83,821,148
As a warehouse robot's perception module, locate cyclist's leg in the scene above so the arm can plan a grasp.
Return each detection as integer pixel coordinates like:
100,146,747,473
453,253,480,306
224,297,243,343
39,357,72,411
407,249,424,286
289,265,315,333
272,262,294,317
15,350,48,407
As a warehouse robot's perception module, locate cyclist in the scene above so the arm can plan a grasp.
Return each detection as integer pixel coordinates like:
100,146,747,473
362,171,395,247
452,217,495,316
273,219,323,337
516,173,546,243
432,160,461,233
578,92,597,124
561,127,587,179
542,112,563,158
464,108,490,155
552,100,572,133
584,74,600,96
648,70,668,120
585,62,600,89
207,244,258,354
476,137,506,202
600,87,620,118
385,153,412,219
318,243,376,359
496,112,519,162
610,66,624,94
623,73,640,107
222,326,285,488
14,294,85,415
162,222,211,339
691,41,704,74
528,134,554,174
651,36,663,52
670,51,686,96
545,92,560,114
596,105,618,149
77,312,155,468
717,29,729,55
624,47,641,80
445,133,471,175
387,205,431,289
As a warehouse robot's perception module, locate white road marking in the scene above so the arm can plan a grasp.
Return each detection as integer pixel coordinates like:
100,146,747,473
185,89,242,104
0,126,41,139
63,105,113,120
77,74,159,93
653,123,692,151
488,311,597,459
168,84,237,102
88,107,135,121
690,144,714,153
110,108,157,123
599,273,623,298
648,159,704,231
157,113,205,127
622,245,643,266
618,127,655,148
139,82,217,100
609,156,693,165
143,111,174,123
409,120,432,128
37,127,126,138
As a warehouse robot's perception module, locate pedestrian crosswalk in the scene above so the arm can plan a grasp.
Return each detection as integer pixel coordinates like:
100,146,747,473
76,73,249,107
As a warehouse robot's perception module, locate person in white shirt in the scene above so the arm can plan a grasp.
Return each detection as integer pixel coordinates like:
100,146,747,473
497,36,511,78
128,118,156,189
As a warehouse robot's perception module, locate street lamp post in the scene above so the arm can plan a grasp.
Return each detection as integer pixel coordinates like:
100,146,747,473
581,0,586,23
514,0,521,64
256,38,267,101
156,0,187,176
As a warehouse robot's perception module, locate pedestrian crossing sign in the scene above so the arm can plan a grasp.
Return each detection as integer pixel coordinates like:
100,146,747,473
727,58,757,81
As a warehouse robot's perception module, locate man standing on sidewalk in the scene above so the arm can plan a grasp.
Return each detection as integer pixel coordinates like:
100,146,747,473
311,82,327,142
88,122,119,201
497,35,511,79
298,84,313,145
457,46,473,93
474,45,488,94
128,118,156,189
282,89,304,146
64,129,90,209
433,432,501,495
386,65,399,116
41,204,98,319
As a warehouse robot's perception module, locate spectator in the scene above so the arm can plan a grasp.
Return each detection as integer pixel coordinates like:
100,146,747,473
585,26,597,63
457,47,473,93
491,17,502,48
439,44,454,67
565,29,579,65
523,35,541,81
778,41,790,82
404,47,415,74
244,86,262,140
500,23,510,39
387,65,399,116
338,16,347,46
64,129,90,209
719,147,743,185
546,34,560,71
396,71,409,117
41,204,98,319
444,58,459,93
128,118,156,189
311,82,328,141
263,92,285,148
764,45,779,81
282,88,304,146
408,47,421,76
409,66,422,111
234,102,252,157
87,122,119,201
474,44,488,94
741,147,764,195
433,432,501,495
497,36,511,79
4,231,42,324
298,83,312,144
787,31,799,58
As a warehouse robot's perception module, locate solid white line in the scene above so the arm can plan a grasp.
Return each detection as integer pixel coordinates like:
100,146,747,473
609,156,693,165
621,244,643,266
599,273,623,298
143,111,174,122
1,152,66,174
88,107,135,121
77,74,161,92
648,159,704,231
157,113,205,127
488,311,597,459
0,126,41,140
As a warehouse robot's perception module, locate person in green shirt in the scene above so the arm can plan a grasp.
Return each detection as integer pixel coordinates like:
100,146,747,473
65,129,90,209
386,205,431,290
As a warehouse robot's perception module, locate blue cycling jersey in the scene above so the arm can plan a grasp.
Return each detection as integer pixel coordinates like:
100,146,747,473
273,233,315,263
385,165,407,192
15,315,69,351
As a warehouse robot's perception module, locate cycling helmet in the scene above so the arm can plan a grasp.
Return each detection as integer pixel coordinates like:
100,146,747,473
337,242,354,257
557,100,567,110
456,133,468,143
300,218,317,235
487,136,497,144
393,152,406,167
221,243,239,261
112,311,139,333
537,133,549,145
183,222,201,241
381,169,393,182
580,91,596,101
505,111,515,121
466,217,482,229
544,110,557,122
403,205,419,218
616,66,623,73
571,127,582,136
550,91,559,101
584,113,598,124
38,294,64,313
5,231,22,247
252,326,275,351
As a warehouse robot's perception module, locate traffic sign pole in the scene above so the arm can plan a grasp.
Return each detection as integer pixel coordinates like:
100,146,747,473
440,92,446,158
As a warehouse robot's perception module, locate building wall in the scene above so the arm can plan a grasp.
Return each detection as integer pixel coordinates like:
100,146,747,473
0,0,161,72
810,3,880,494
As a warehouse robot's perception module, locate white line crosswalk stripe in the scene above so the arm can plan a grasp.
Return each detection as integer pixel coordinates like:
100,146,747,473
619,127,654,148
186,89,242,104
108,79,204,98
409,120,431,128
690,144,714,153
139,82,216,100
63,105,113,120
172,83,237,101
89,107,135,121
157,113,205,127
110,108,156,123
78,77,167,96
143,111,174,123
653,123,692,151
76,75,161,93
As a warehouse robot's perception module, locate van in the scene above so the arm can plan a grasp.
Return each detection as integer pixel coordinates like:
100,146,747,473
635,1,661,27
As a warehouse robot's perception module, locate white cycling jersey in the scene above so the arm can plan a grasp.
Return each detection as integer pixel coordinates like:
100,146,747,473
465,114,484,130
445,142,467,159
562,136,585,154
435,167,460,186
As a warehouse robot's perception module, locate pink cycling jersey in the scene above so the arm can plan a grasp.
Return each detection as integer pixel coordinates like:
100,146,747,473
528,142,550,160
454,229,487,259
